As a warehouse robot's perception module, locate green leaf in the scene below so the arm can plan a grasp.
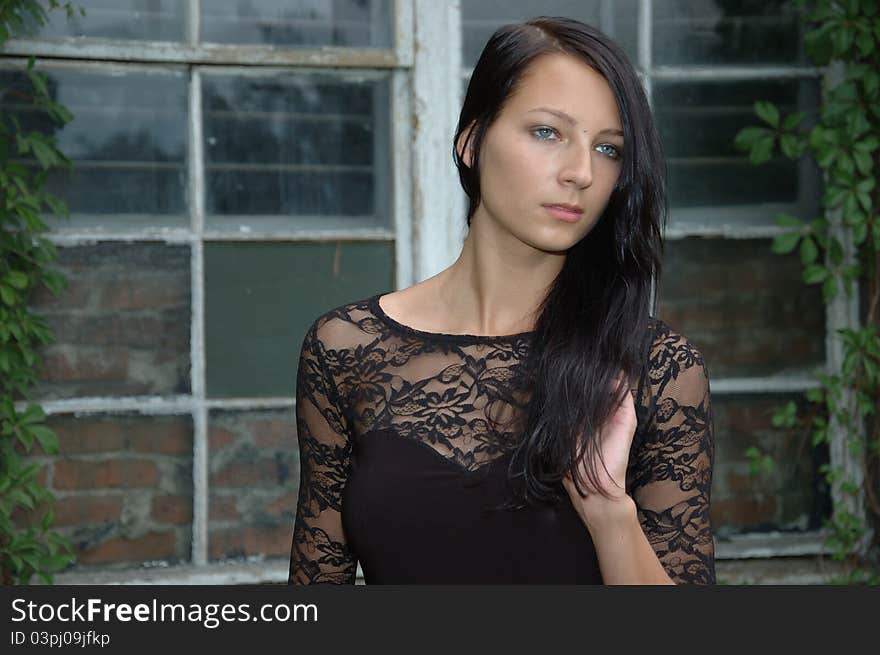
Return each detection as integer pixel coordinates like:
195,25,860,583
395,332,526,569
823,276,838,303
856,30,874,56
750,136,775,164
854,150,873,175
734,126,773,150
780,134,803,158
29,138,57,170
5,270,28,290
772,231,800,254
754,100,780,128
30,426,58,455
782,111,805,130
804,264,829,284
19,404,46,426
0,284,17,306
854,136,879,152
775,213,803,227
829,237,844,266
855,177,875,193
799,236,819,265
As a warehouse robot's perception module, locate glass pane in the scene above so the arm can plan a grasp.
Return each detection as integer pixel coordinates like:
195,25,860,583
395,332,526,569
711,394,830,537
656,238,825,379
203,72,391,230
462,0,639,70
654,0,809,66
205,241,394,398
16,413,194,567
201,0,392,48
25,0,186,42
29,243,192,399
0,65,188,226
208,409,297,561
655,78,821,220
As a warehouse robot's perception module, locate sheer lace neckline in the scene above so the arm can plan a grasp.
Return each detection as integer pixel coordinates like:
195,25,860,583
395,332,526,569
369,293,536,344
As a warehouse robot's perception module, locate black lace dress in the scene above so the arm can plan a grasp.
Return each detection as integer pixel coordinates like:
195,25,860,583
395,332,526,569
288,293,715,584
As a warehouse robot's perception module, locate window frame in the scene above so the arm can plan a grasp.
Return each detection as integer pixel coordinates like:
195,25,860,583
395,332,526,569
3,0,860,581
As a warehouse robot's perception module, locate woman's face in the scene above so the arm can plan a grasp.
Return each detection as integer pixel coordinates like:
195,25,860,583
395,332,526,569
459,52,625,254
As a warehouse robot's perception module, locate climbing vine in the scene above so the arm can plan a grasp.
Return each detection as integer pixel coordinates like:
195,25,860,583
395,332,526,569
735,0,880,583
0,0,82,584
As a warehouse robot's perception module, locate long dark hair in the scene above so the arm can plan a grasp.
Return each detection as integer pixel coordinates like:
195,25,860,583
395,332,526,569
452,17,667,508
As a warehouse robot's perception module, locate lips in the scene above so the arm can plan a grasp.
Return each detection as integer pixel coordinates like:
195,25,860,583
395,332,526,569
543,204,583,222
543,203,583,214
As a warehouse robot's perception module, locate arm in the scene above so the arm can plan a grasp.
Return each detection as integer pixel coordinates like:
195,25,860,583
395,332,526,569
566,327,715,584
625,328,716,584
288,321,358,584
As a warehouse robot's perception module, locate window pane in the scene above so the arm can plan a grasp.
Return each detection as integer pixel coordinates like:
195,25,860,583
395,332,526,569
654,0,809,66
203,72,391,230
209,409,296,561
462,0,639,70
711,394,830,537
19,413,194,567
26,0,186,42
201,0,392,48
655,78,821,222
205,241,394,398
0,66,188,226
657,238,825,379
29,243,192,400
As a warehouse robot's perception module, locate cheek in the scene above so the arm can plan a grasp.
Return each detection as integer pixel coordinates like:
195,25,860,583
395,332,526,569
481,138,540,200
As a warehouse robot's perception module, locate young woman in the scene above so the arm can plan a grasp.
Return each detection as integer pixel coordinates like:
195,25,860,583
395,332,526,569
288,16,715,585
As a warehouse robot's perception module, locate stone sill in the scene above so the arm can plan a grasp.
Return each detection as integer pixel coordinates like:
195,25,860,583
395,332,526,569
44,556,849,586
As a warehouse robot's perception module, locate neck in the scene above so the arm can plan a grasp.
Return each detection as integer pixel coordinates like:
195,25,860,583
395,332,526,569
435,209,566,335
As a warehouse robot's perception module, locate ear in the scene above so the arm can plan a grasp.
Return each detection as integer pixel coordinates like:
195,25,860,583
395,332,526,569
455,120,477,168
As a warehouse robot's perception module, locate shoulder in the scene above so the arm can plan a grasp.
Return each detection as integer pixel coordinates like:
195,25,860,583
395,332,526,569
305,294,386,352
645,316,710,402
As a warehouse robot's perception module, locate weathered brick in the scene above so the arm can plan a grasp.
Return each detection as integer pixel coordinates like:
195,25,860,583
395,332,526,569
209,459,279,488
53,495,123,527
209,494,240,521
49,417,125,454
127,418,193,455
151,494,193,525
98,275,188,311
658,237,826,377
251,418,291,448
711,497,779,530
30,276,94,311
36,347,129,384
209,426,235,450
30,243,191,400
266,490,297,516
77,530,178,564
47,415,192,456
53,459,160,490
209,525,292,561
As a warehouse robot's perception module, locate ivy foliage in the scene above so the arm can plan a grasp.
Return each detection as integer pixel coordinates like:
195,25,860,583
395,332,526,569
0,0,83,584
735,0,880,583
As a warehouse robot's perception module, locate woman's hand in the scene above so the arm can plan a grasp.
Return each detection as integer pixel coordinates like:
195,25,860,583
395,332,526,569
561,373,638,526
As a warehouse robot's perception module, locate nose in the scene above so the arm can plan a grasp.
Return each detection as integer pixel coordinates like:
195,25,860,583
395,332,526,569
559,145,593,189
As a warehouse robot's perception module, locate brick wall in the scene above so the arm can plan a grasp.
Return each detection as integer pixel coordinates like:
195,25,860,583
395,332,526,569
18,413,193,568
658,237,825,377
29,243,191,399
710,394,830,536
11,237,836,576
208,410,298,562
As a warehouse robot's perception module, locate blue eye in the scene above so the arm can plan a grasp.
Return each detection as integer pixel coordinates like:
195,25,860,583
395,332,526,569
596,144,622,160
531,126,558,141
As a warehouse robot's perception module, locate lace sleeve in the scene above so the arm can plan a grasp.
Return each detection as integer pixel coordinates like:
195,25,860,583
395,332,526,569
629,324,716,584
288,321,357,584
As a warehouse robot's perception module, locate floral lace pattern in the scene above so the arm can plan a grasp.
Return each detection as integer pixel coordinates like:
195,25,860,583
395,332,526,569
288,294,715,584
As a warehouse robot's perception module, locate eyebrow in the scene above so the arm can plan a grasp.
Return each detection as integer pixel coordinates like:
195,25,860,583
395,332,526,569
527,107,623,137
